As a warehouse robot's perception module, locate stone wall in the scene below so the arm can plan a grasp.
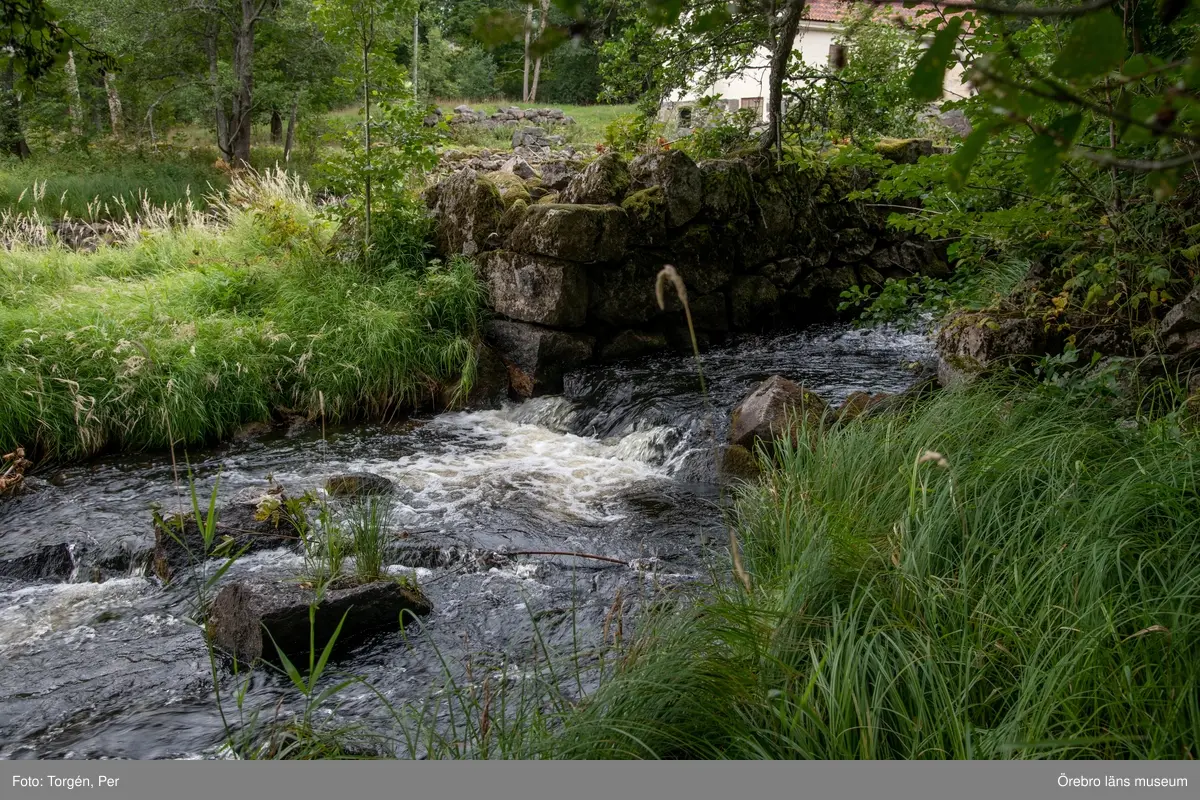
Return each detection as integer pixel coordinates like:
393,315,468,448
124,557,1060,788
424,148,949,396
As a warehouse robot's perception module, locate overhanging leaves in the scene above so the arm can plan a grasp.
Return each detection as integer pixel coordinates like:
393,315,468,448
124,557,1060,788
909,17,963,103
1051,11,1125,81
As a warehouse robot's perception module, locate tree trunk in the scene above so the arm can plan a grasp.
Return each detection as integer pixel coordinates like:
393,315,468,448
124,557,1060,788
283,93,298,162
104,71,124,138
759,0,806,155
362,10,375,264
529,0,550,103
205,25,231,160
522,4,533,102
65,50,83,136
270,108,282,144
229,0,260,167
412,13,420,96
0,60,31,159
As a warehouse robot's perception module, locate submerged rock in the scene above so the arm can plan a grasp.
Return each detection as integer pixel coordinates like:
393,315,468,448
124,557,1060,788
325,473,395,498
0,543,74,583
151,487,298,583
208,579,432,665
730,375,830,452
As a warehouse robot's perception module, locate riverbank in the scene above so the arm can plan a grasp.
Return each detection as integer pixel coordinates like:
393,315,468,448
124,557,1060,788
0,170,484,463
549,383,1200,759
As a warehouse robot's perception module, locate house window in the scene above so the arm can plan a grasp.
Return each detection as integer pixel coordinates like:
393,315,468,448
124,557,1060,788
678,106,693,126
740,97,762,111
828,44,847,70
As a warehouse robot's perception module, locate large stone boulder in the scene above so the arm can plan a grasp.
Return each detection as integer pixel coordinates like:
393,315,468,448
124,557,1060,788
699,159,754,219
481,171,532,208
209,579,432,665
500,155,538,181
936,312,1048,386
539,160,578,192
667,223,737,295
487,319,595,396
425,168,505,257
730,276,780,331
873,138,935,164
325,473,394,497
508,204,628,263
869,239,949,279
620,186,669,247
588,258,664,328
481,249,588,327
1160,283,1200,356
0,543,75,583
560,152,631,205
730,375,830,452
512,126,550,149
630,150,703,228
151,486,297,583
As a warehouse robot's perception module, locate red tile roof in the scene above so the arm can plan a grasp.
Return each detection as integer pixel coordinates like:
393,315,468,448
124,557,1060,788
804,0,935,23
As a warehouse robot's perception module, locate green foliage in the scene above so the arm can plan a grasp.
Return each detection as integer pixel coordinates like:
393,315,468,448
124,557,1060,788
677,96,758,158
785,6,931,145
0,171,485,461
603,111,662,155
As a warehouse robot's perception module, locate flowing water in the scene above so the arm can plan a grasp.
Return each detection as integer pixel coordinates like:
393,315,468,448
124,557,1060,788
0,324,932,759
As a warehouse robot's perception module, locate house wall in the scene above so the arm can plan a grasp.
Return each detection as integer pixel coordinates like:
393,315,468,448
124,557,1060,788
661,21,970,125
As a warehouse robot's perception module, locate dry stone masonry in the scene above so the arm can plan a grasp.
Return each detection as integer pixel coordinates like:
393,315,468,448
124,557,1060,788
425,149,950,396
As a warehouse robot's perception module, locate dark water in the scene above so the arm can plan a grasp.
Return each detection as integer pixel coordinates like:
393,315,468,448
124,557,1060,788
0,323,932,759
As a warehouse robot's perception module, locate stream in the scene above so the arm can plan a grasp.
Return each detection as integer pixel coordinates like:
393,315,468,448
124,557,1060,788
0,323,932,759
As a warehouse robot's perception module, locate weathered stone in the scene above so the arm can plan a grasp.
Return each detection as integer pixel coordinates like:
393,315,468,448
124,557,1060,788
689,292,729,332
870,239,948,278
630,150,703,228
936,312,1048,386
482,250,588,327
0,543,74,583
539,160,577,191
425,168,505,257
487,320,595,397
598,330,669,361
760,257,807,288
588,258,663,327
621,186,669,246
667,223,736,295
325,473,394,497
857,264,886,287
833,228,876,262
730,375,830,452
508,204,628,263
439,343,511,410
1160,283,1200,355
512,126,549,149
209,579,432,665
560,152,631,205
730,276,780,331
720,444,761,483
497,198,530,243
151,486,297,583
874,138,935,164
699,159,754,219
482,171,532,208
501,155,538,181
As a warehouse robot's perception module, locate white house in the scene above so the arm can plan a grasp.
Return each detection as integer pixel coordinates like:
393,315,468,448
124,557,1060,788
660,0,971,125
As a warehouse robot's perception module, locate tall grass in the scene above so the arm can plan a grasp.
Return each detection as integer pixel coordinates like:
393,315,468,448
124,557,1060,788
550,386,1200,759
0,170,485,461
